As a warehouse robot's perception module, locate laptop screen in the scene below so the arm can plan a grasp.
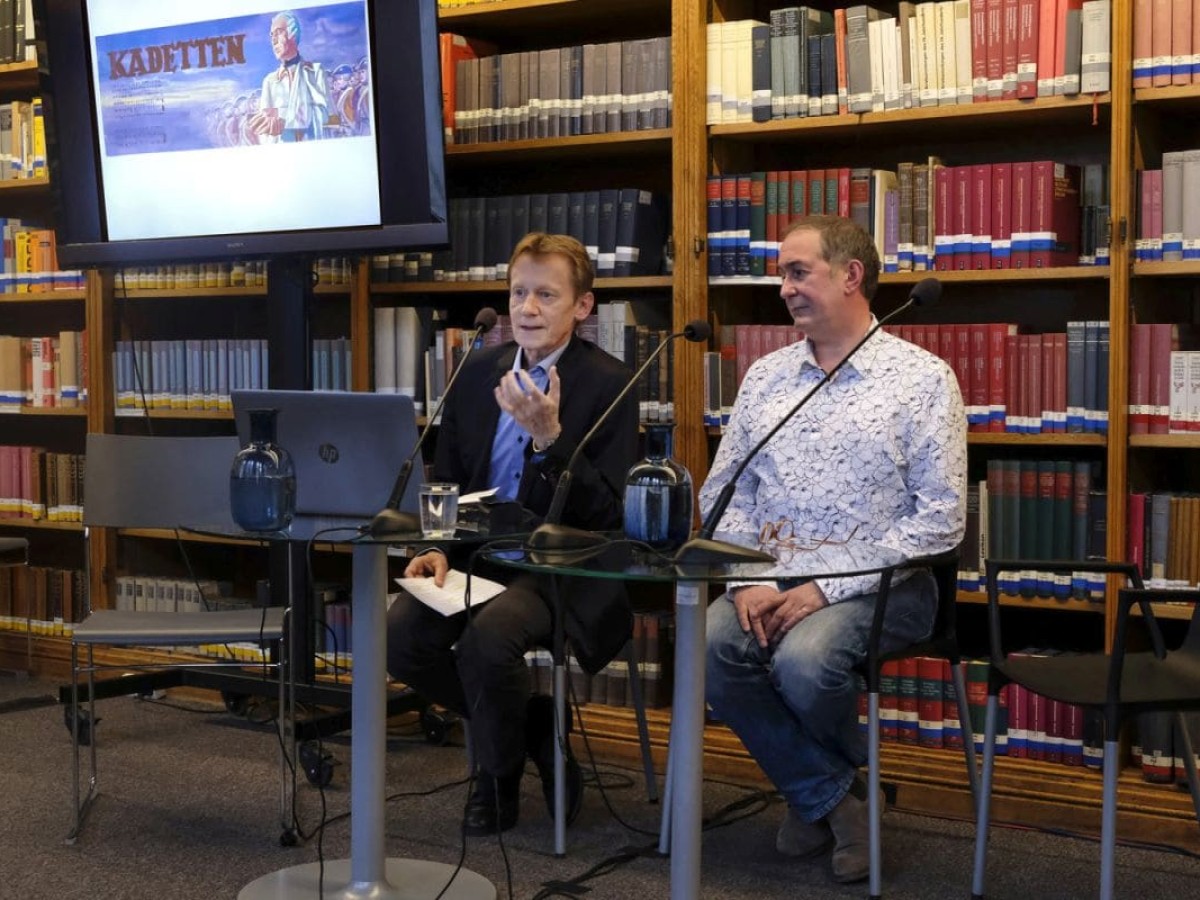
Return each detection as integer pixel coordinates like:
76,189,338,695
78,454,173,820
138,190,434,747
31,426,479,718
232,390,421,519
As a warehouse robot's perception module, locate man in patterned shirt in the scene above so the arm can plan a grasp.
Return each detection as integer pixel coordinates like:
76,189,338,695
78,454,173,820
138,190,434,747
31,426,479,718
703,215,967,883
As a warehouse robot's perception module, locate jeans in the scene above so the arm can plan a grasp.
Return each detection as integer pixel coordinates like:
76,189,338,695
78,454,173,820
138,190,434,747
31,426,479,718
706,570,936,822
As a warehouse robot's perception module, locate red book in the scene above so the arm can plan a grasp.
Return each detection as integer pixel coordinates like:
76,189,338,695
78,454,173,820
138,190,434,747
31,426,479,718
1171,0,1192,86
880,659,900,742
1041,332,1056,434
1005,331,1021,431
971,0,989,101
837,167,851,218
1128,492,1147,578
942,659,966,750
766,170,780,277
971,324,990,431
1038,0,1059,94
935,165,954,270
1014,0,1039,99
972,164,992,269
1149,322,1177,433
1029,161,1080,268
991,162,1013,268
953,324,973,415
917,656,946,748
990,323,1016,431
1030,334,1044,432
1011,161,1033,268
1008,683,1028,758
1130,322,1152,434
1046,698,1064,764
1052,332,1069,432
1132,0,1153,88
1062,703,1084,766
986,0,1005,98
938,323,955,367
954,166,973,270
897,657,920,744
1028,689,1046,760
1001,0,1020,99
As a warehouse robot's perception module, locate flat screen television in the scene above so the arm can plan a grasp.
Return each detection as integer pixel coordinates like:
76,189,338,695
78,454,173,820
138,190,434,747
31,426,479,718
35,0,447,268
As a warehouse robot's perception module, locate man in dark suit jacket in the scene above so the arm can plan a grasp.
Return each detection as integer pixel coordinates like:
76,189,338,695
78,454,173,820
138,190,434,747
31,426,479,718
387,233,638,835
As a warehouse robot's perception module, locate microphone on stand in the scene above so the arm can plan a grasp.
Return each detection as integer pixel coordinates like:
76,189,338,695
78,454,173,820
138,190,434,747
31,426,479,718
674,277,943,566
364,307,499,537
525,319,713,554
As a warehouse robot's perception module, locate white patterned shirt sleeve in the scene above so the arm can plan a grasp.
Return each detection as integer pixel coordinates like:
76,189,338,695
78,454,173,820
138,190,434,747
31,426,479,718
699,327,967,602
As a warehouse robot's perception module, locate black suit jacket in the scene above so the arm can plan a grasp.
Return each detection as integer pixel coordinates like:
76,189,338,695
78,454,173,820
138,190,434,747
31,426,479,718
434,334,639,672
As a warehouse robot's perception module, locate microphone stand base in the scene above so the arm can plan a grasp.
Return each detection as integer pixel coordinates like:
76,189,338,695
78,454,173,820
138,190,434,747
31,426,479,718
364,508,422,539
673,537,776,566
524,524,609,565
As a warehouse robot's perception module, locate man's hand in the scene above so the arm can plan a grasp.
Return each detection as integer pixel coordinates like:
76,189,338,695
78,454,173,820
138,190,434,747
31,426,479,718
494,366,562,449
403,549,448,586
761,582,829,647
733,582,829,649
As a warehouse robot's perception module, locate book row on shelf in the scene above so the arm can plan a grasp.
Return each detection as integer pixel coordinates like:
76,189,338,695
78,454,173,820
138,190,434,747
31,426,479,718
440,189,669,283
1129,323,1200,434
374,304,677,423
111,256,356,291
442,32,672,146
703,321,1111,434
0,0,37,67
112,338,269,412
862,654,1200,785
0,565,83,637
0,95,47,182
961,459,1106,595
0,446,84,524
0,330,86,409
711,1,1111,128
1135,153,1200,261
524,609,676,710
1127,491,1200,590
709,161,1107,281
0,222,85,293
1133,0,1200,86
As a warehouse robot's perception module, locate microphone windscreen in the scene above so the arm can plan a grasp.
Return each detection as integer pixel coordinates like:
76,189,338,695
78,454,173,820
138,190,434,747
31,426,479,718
683,320,712,342
474,307,500,332
908,278,942,308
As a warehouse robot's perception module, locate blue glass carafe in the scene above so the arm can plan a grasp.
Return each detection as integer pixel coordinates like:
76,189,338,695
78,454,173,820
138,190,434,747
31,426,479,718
623,423,693,550
230,408,296,531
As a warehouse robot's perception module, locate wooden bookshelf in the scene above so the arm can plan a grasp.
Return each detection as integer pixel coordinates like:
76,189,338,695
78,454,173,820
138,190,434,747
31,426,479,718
445,129,672,165
0,289,88,304
373,275,673,294
3,407,88,418
0,518,83,533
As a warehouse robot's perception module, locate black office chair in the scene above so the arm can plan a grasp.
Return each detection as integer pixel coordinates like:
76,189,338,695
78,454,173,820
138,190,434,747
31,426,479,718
68,434,293,844
860,546,978,898
971,559,1200,900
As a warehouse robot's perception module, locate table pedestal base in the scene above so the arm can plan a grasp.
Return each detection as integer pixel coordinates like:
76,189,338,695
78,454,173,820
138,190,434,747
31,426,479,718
238,858,496,900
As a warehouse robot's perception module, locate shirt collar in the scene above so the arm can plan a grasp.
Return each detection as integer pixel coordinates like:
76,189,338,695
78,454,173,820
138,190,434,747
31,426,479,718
798,316,884,378
512,338,569,375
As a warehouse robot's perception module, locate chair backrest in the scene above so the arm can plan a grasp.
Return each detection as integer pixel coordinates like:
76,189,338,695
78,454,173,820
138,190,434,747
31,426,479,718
83,433,241,530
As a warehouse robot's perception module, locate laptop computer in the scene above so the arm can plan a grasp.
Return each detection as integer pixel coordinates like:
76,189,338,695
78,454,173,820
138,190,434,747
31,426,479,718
232,390,421,523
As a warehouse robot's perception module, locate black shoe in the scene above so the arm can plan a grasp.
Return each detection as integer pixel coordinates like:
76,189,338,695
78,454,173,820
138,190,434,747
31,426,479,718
526,694,584,825
463,770,520,836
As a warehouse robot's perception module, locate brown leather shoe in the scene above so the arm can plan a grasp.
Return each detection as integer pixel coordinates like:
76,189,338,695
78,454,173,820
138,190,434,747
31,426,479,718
776,806,833,858
825,779,873,883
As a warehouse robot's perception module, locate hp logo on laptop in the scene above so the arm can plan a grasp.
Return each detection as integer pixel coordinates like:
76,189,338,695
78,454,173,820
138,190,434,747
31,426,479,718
318,443,340,464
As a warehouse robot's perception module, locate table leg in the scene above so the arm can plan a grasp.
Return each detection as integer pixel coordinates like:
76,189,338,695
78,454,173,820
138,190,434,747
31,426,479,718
238,543,495,900
669,581,705,900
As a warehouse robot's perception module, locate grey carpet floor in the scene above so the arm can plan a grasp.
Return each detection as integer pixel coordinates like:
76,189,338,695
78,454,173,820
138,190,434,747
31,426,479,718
1,673,1198,899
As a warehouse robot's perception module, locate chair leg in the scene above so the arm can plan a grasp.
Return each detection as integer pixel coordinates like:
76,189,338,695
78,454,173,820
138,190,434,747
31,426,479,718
658,717,674,856
951,661,979,808
970,693,1000,899
1174,711,1200,825
552,658,568,856
67,644,99,845
868,690,883,900
275,622,292,836
1100,738,1119,900
625,641,659,803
